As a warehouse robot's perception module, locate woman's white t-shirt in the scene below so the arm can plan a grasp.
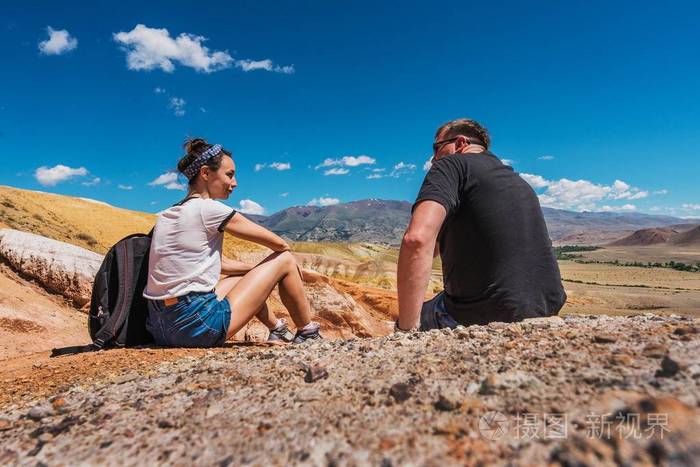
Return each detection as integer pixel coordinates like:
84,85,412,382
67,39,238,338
143,197,237,300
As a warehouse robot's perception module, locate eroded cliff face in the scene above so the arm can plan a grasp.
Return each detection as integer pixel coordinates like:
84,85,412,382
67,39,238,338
1,314,698,466
0,229,103,307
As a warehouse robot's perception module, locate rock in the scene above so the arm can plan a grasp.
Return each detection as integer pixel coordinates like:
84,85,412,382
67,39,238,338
27,404,55,421
522,316,564,328
303,365,329,383
50,398,69,413
656,352,689,378
434,389,461,411
113,372,139,385
609,354,633,366
157,418,176,429
0,229,103,306
0,418,12,431
593,333,617,343
389,383,411,403
642,343,668,358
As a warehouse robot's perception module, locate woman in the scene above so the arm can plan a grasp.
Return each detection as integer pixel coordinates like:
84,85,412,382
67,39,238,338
143,138,320,347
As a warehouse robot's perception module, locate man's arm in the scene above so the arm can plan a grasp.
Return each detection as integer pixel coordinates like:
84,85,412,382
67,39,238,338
397,200,446,330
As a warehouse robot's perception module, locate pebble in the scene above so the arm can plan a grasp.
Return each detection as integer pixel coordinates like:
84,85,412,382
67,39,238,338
434,390,460,411
0,418,12,431
642,343,668,358
389,383,411,402
303,365,329,383
593,333,617,344
113,372,139,385
27,405,55,421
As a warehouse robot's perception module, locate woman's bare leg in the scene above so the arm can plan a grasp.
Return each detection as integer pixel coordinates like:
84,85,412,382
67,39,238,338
277,264,312,328
215,275,277,329
224,251,311,338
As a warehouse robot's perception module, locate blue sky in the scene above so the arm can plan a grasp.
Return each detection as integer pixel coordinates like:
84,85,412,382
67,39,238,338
1,0,698,217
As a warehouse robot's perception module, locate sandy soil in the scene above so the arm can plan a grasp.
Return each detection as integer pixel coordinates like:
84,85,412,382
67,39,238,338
0,261,88,359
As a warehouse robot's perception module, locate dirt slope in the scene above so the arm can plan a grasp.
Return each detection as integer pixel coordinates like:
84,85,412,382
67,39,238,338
0,260,88,358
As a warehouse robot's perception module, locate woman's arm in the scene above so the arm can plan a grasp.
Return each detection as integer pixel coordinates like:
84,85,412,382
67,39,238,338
221,255,255,276
223,213,290,252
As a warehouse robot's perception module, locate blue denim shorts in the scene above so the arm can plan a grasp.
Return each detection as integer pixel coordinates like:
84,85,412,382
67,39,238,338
420,291,459,331
146,291,231,348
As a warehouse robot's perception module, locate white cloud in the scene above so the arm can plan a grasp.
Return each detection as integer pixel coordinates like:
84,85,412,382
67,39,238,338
423,159,433,171
682,203,700,211
81,177,101,187
269,162,291,171
387,161,416,178
238,199,265,215
601,204,636,212
523,173,650,211
113,24,233,73
113,25,294,76
169,97,186,117
371,168,385,172
501,159,515,166
649,206,661,212
653,189,668,195
154,87,166,94
520,173,549,189
316,155,376,169
393,162,416,171
538,155,555,161
611,179,648,200
367,173,383,179
200,107,207,113
256,162,291,171
308,197,340,207
235,59,295,74
38,26,78,55
280,192,289,197
118,184,133,190
324,168,349,176
35,164,88,186
149,171,185,190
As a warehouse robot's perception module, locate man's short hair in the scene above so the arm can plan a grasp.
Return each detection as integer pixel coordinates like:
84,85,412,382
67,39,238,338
435,118,490,149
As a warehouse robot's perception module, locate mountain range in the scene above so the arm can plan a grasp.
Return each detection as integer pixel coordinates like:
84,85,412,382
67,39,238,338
248,199,693,245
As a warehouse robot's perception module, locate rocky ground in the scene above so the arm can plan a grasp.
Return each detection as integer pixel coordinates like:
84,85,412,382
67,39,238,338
1,314,699,466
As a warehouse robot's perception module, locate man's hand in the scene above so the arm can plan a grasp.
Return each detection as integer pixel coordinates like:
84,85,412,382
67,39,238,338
397,200,446,331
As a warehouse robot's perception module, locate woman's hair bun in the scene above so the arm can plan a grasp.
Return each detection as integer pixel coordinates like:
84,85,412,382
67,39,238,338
183,137,210,155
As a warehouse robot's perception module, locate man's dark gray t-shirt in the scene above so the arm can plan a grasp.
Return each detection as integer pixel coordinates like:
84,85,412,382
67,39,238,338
414,151,566,324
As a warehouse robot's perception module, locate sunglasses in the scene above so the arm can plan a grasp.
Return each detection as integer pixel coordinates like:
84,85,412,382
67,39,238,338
432,136,484,154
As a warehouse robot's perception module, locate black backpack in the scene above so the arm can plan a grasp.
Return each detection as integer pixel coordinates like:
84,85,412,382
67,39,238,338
51,196,197,357
88,231,154,348
51,231,154,356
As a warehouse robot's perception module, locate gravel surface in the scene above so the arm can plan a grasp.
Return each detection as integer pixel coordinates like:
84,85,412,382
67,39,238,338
1,314,699,466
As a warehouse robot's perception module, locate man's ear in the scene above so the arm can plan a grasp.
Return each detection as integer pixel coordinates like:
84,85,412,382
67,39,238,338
455,135,468,152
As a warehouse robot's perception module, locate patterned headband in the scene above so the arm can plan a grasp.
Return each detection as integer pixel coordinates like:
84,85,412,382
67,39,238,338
182,144,223,180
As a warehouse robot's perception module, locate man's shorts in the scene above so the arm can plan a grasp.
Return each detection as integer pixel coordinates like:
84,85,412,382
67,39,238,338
420,291,459,331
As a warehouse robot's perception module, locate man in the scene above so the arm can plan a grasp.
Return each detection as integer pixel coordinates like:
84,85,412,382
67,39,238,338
396,118,566,331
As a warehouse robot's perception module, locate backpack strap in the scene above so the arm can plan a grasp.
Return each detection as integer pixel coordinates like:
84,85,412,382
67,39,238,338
92,240,137,348
173,194,200,206
50,344,98,358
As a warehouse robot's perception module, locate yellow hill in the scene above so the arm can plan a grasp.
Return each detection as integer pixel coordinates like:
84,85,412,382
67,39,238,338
0,185,266,258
